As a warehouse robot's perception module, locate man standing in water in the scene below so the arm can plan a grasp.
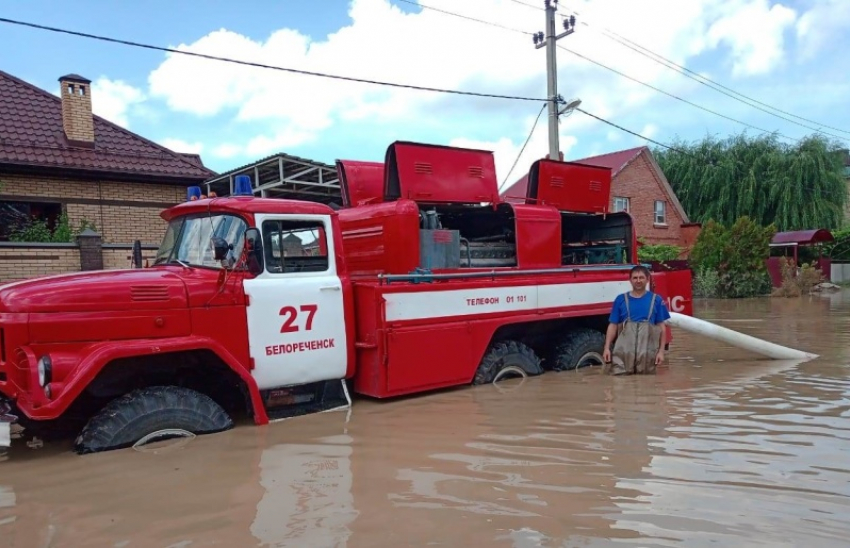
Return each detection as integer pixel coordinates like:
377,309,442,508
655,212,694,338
602,265,671,375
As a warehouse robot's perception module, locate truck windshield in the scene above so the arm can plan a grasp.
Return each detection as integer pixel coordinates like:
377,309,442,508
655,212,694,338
154,213,248,268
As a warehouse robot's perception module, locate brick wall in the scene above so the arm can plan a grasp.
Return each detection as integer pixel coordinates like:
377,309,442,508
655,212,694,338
102,245,159,270
679,223,702,257
0,243,160,283
609,152,686,247
0,243,80,283
0,174,185,245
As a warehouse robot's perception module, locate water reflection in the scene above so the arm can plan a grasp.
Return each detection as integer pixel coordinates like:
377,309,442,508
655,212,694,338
612,360,850,547
0,410,356,547
251,431,357,546
0,293,849,546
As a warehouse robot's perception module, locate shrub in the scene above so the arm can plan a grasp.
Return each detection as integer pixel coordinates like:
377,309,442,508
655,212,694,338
689,216,775,298
638,239,682,263
771,258,825,297
693,266,720,298
10,211,97,243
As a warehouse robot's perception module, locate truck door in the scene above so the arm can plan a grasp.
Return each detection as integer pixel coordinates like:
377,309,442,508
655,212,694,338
243,214,347,390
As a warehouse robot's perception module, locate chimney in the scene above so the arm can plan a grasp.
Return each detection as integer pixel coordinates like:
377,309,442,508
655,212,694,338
59,74,94,147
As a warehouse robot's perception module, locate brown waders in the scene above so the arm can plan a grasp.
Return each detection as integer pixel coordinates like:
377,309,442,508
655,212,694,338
603,292,664,376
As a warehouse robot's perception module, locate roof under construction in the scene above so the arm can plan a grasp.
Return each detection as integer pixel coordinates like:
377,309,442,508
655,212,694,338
204,152,342,206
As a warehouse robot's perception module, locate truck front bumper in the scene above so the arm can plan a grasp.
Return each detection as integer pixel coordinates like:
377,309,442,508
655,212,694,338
0,398,17,448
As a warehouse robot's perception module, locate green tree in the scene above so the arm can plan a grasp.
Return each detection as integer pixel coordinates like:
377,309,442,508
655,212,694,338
653,132,848,231
689,216,776,298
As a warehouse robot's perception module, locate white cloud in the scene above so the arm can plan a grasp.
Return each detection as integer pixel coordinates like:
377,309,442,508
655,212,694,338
796,0,850,60
641,123,660,140
142,0,812,174
159,138,204,154
706,0,797,76
245,129,318,157
90,77,145,128
212,143,244,159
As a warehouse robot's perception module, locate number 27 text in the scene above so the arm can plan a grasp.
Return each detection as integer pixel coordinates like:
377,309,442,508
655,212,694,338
279,304,318,333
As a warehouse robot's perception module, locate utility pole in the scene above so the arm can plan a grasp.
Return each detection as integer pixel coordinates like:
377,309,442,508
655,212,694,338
533,1,577,160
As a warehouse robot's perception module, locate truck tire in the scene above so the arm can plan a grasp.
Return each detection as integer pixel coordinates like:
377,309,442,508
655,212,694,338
549,328,605,371
473,341,543,385
73,386,233,455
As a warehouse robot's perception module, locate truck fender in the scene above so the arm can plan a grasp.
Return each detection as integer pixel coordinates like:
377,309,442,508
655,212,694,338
28,336,269,425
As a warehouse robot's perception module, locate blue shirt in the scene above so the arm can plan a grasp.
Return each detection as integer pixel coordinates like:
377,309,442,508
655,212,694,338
608,292,671,325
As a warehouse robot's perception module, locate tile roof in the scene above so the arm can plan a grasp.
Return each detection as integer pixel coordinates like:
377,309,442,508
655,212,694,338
500,146,646,201
0,70,216,183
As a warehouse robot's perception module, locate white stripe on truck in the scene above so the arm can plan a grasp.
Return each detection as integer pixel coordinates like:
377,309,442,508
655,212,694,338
383,280,632,322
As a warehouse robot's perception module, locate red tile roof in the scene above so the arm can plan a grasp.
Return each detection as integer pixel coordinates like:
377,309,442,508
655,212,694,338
500,146,646,201
0,70,215,183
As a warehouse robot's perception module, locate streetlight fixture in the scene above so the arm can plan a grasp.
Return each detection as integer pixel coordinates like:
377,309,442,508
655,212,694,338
558,97,582,116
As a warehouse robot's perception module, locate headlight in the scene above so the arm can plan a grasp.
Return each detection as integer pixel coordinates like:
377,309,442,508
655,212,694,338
37,355,52,387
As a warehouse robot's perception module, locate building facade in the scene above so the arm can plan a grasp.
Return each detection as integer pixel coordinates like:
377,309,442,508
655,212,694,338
0,70,215,280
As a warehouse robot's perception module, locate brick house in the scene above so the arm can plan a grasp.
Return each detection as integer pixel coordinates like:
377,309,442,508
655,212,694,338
501,146,699,252
0,70,215,279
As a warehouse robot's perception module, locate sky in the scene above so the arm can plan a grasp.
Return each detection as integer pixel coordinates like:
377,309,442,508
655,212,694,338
1,0,849,190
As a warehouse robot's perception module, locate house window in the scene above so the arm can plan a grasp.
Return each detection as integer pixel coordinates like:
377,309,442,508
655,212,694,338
0,201,63,241
613,197,630,213
654,200,667,225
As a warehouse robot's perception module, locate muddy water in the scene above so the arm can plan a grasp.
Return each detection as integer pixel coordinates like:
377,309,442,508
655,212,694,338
2,293,850,547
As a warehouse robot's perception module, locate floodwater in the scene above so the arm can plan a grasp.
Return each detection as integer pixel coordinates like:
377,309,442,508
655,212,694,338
2,292,850,547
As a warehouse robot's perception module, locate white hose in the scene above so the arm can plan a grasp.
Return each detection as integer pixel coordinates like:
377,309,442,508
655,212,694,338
668,312,818,361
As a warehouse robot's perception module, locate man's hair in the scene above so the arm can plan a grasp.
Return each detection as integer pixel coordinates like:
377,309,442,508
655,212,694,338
630,265,650,278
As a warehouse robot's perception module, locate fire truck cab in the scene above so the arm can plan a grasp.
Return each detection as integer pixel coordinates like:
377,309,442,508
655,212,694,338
0,140,692,454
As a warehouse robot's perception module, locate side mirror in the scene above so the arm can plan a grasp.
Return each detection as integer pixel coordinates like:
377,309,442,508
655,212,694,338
212,237,232,261
244,228,264,276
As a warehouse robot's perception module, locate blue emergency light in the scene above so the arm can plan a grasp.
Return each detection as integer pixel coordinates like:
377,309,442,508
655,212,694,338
233,175,253,196
187,186,202,201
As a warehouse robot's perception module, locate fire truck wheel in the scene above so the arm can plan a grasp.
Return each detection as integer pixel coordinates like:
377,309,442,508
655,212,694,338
473,341,543,385
73,385,234,455
549,328,605,371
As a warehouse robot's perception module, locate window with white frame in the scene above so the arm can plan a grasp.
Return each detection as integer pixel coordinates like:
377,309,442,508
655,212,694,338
654,200,667,224
613,196,630,213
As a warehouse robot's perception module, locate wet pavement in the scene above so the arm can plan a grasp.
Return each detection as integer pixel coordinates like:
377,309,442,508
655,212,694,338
2,291,850,547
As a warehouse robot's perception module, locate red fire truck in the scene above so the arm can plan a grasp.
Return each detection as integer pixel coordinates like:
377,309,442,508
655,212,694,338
0,141,693,454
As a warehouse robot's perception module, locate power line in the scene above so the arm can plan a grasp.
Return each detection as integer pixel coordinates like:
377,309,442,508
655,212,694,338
4,10,836,163
575,107,692,156
504,0,542,11
576,107,837,198
557,45,798,142
560,8,850,138
398,1,817,144
501,103,546,189
396,0,531,35
0,16,547,103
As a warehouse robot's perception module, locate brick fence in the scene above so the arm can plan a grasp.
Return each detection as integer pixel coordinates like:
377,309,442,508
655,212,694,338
0,230,158,284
